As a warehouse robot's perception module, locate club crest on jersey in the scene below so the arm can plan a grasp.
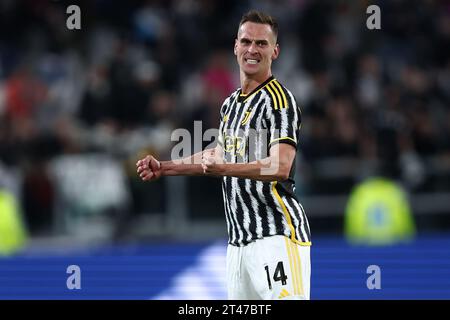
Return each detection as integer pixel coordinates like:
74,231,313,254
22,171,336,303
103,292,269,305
241,108,253,126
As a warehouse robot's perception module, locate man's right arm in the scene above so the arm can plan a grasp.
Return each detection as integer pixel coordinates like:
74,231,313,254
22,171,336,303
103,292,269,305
136,145,223,181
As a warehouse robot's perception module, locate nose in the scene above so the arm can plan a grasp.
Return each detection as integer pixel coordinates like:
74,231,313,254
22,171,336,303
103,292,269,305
248,41,258,54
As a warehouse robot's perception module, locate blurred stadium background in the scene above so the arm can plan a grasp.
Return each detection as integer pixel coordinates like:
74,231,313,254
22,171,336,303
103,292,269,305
1,0,450,299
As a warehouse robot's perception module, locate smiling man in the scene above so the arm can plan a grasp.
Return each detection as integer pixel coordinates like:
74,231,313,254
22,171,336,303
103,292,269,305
136,10,311,300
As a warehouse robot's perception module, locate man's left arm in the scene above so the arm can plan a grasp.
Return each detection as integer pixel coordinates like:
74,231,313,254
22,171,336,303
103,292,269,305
202,143,296,182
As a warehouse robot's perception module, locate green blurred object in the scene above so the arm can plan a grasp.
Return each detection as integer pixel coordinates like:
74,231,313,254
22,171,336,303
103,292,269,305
0,189,28,256
344,177,416,245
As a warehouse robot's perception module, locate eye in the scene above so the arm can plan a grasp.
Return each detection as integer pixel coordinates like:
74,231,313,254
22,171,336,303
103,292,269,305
241,39,251,45
256,41,268,47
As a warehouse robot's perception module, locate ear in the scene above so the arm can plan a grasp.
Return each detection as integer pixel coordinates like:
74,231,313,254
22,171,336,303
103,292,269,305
272,44,280,61
234,39,238,56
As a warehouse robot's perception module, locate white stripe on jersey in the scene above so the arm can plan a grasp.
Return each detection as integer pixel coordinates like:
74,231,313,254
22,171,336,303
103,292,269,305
269,184,291,235
254,92,267,160
245,179,263,239
291,197,309,242
295,200,311,240
279,97,289,139
287,89,300,135
256,181,276,235
264,94,277,143
229,177,244,244
232,177,251,244
282,195,303,242
221,180,234,243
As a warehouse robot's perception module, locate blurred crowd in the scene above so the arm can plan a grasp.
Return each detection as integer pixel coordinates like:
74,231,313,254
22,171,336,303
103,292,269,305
0,0,449,235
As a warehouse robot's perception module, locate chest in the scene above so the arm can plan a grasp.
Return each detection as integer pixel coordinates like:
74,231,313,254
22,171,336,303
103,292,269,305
222,99,265,134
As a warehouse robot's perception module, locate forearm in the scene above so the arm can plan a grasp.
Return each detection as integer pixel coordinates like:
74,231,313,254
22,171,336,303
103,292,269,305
207,158,288,182
160,160,204,176
160,149,213,177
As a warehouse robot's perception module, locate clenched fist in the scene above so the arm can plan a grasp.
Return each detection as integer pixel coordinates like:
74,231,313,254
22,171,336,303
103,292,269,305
201,149,224,176
136,155,162,181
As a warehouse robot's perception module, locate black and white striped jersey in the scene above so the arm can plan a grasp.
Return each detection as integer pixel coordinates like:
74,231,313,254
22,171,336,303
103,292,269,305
217,75,311,247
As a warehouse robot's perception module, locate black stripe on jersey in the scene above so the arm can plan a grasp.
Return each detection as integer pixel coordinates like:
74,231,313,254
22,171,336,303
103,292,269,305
298,201,311,241
248,97,266,129
224,94,239,121
222,97,240,163
238,179,257,243
219,94,235,126
287,191,311,243
232,178,251,244
275,180,311,243
283,195,306,243
242,94,263,164
273,181,300,242
224,176,240,244
254,181,270,237
233,100,250,164
221,178,234,243
262,182,285,236
254,181,267,237
253,97,270,162
284,87,303,130
222,192,234,243
224,95,240,132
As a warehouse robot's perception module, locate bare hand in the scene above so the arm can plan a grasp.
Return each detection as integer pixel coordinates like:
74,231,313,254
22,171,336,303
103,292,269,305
201,149,223,175
136,155,162,181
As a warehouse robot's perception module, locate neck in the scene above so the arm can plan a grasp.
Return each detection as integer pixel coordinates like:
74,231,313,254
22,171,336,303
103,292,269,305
240,70,272,94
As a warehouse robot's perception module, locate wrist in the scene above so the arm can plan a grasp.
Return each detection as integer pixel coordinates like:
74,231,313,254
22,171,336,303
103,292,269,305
213,163,226,177
159,160,170,176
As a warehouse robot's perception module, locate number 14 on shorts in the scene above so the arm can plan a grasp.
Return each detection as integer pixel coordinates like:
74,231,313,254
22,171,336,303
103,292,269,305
264,261,288,290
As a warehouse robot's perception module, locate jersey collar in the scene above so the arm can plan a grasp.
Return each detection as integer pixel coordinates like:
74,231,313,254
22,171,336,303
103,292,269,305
238,75,275,103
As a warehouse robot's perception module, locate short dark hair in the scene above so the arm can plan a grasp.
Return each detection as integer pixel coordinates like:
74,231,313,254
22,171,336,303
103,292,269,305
238,10,278,39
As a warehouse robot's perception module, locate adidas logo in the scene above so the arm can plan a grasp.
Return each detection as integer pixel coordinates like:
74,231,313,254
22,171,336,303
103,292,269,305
278,289,291,299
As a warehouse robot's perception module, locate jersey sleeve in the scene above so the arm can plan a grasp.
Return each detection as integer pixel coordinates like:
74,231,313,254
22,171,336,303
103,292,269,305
264,85,302,149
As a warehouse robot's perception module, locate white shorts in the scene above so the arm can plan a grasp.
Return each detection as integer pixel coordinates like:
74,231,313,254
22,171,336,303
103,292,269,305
226,235,311,300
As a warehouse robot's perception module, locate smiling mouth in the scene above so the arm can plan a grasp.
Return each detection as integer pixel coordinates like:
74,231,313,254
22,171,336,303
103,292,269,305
245,58,260,65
